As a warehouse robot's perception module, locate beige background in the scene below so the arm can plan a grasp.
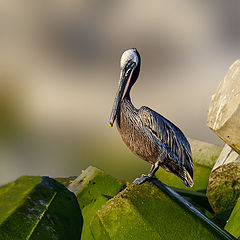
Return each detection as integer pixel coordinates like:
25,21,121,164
0,1,240,185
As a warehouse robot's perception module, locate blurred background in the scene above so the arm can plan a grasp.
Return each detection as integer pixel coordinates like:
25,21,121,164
0,0,240,185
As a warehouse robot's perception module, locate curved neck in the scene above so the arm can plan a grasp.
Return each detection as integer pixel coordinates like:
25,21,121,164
124,87,131,101
117,93,136,127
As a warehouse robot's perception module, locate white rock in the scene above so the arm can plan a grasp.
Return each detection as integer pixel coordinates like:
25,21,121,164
212,144,240,171
207,60,240,154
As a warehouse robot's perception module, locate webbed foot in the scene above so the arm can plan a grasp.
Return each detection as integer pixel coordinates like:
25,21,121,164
134,174,158,185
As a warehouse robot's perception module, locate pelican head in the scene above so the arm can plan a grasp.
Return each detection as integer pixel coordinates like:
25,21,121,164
109,48,141,127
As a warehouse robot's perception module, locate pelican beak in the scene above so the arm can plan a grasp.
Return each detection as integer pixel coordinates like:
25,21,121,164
109,61,135,127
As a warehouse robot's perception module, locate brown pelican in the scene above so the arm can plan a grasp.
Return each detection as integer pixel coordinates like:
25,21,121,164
109,48,194,187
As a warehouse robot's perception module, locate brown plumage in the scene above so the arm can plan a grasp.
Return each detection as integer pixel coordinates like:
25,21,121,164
110,48,194,187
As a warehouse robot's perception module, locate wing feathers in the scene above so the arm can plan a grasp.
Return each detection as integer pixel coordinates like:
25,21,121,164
139,106,193,179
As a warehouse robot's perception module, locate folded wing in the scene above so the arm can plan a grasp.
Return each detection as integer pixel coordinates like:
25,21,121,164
139,106,193,180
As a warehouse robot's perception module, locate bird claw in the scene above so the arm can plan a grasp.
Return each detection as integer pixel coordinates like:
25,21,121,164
134,174,158,185
134,175,148,185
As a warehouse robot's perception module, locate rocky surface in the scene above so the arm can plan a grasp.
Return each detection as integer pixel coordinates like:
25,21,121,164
207,59,240,154
68,166,126,240
211,144,240,172
0,163,238,239
207,144,240,224
0,176,82,240
225,197,240,239
54,176,77,187
188,138,223,168
90,181,223,240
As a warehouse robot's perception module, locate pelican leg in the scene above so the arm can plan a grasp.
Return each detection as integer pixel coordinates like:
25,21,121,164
148,161,160,178
134,161,160,185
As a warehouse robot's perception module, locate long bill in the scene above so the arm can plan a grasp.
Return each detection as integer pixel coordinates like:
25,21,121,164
109,62,135,127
